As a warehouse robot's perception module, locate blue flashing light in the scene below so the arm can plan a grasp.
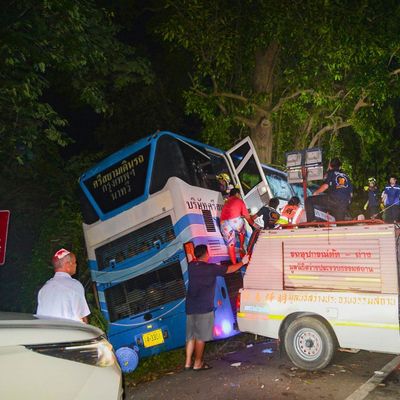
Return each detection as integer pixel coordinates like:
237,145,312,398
221,320,232,335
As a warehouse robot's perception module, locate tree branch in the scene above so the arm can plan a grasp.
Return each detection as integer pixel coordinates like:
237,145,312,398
271,89,314,113
309,121,351,148
234,115,257,129
353,94,369,113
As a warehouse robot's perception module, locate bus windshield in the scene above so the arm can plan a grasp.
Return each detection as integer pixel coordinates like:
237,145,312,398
150,135,231,194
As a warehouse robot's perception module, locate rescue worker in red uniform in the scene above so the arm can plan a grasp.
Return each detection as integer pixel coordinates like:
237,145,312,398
220,188,255,263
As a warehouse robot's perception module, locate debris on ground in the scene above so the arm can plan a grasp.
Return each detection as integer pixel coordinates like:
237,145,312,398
262,348,274,354
230,362,242,367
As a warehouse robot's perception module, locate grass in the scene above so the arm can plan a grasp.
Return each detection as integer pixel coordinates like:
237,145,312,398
124,332,262,387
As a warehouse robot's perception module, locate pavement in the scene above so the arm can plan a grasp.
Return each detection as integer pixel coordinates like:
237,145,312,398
125,340,399,400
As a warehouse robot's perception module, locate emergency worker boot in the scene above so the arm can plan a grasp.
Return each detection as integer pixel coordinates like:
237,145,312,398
228,244,237,264
239,232,246,258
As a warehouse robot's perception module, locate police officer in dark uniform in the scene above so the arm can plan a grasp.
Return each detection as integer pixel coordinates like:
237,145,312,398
305,158,353,222
381,176,400,223
363,177,380,219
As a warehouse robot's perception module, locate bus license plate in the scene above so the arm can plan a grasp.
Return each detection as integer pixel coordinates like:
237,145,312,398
142,329,164,348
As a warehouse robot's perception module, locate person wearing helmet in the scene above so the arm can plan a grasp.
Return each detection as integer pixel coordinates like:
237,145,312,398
216,172,233,199
363,177,380,219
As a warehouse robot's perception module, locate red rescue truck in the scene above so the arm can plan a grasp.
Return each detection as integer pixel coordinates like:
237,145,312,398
238,222,400,370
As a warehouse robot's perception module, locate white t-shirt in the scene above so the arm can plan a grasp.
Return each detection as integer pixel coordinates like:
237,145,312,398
36,272,90,322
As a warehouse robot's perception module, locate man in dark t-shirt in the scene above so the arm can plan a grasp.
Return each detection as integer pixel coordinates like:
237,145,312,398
252,197,280,229
305,158,353,222
185,244,249,371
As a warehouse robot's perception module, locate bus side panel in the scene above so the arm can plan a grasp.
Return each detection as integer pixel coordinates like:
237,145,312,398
108,300,187,358
170,178,240,338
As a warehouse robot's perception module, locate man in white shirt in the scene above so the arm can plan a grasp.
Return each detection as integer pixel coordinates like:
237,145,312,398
36,248,90,323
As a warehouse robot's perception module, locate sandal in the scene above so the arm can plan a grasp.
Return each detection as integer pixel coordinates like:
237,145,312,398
193,363,212,371
184,366,192,371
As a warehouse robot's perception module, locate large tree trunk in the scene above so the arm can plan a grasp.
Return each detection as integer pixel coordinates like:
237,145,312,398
250,115,273,163
250,42,279,163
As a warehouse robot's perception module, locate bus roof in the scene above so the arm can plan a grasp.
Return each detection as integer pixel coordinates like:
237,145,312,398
80,131,225,179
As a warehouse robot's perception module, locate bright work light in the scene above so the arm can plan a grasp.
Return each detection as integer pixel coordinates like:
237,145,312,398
305,148,322,166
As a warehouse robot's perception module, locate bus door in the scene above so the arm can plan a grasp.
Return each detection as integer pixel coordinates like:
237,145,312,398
226,137,271,212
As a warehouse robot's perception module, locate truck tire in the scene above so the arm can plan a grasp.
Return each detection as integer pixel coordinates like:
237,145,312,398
284,316,335,371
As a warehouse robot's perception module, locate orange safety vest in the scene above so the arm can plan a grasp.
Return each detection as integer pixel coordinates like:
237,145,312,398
280,204,304,224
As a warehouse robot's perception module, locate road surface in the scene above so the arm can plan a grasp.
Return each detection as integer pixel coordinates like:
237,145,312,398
126,341,400,400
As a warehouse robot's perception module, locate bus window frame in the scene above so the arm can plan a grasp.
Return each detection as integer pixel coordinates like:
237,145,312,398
79,141,155,221
225,137,271,207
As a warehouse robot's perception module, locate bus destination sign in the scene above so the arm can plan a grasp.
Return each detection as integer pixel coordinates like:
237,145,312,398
84,146,150,214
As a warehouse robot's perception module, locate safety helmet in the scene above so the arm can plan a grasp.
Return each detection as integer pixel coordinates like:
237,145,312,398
368,177,376,185
217,173,230,183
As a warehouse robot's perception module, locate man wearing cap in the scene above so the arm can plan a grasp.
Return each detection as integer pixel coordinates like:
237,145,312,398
36,249,90,323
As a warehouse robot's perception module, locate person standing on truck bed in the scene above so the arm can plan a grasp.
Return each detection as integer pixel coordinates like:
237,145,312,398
220,188,255,263
305,158,353,222
185,244,249,371
363,177,380,219
381,176,400,223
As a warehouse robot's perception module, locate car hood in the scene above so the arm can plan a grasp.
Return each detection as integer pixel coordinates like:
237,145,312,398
0,312,104,346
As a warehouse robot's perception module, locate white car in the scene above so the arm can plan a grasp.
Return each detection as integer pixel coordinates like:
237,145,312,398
0,312,123,400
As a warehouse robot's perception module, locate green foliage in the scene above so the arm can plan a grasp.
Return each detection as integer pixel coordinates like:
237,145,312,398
1,147,104,315
89,307,108,332
158,0,400,175
0,0,153,166
20,200,85,313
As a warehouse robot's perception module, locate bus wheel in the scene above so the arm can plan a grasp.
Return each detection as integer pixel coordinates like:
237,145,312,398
284,316,335,371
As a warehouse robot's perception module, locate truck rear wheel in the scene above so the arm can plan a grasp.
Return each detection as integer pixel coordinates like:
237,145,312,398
284,316,335,371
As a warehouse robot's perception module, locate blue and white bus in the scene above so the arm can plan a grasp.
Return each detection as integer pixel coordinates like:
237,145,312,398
78,131,271,371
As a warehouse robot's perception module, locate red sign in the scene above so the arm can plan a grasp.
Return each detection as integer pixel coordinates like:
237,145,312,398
0,210,10,266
